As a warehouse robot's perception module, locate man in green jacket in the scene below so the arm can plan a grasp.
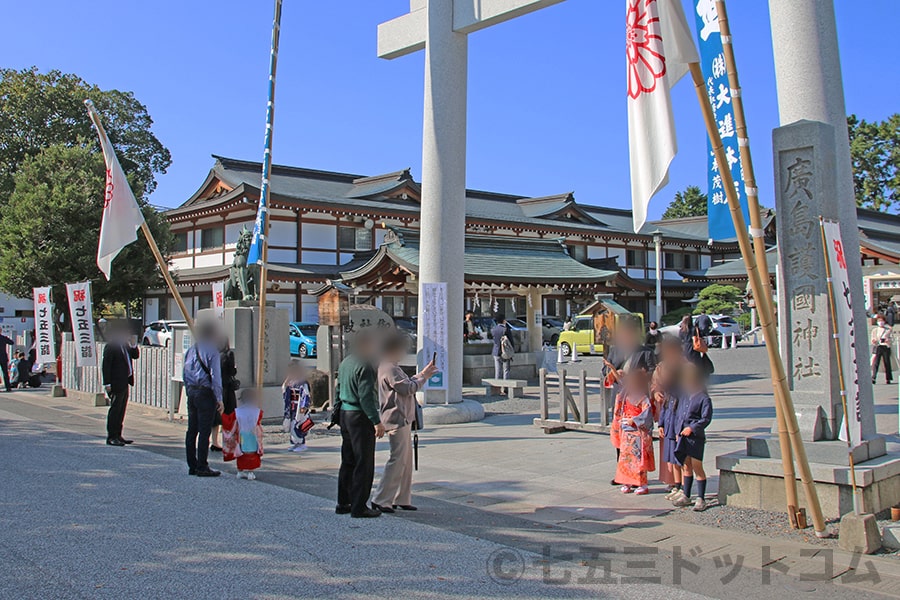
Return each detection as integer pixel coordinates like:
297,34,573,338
336,330,385,518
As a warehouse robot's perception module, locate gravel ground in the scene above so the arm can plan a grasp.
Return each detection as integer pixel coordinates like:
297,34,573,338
662,502,843,547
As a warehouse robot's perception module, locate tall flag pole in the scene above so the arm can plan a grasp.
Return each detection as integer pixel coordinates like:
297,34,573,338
624,0,827,535
85,100,194,333
252,0,283,392
700,0,800,525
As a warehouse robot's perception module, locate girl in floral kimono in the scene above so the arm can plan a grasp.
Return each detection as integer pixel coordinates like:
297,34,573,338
222,389,264,480
612,368,655,495
282,363,311,452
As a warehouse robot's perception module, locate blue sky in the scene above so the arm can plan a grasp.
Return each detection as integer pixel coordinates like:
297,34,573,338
2,1,896,217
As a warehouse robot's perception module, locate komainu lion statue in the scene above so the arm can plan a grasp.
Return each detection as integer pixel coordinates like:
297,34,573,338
224,227,259,301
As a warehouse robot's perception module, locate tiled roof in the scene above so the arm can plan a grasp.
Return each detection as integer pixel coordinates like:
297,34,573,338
339,228,619,286
168,156,726,246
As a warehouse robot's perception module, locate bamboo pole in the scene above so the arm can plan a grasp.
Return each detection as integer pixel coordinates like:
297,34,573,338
818,217,862,514
688,62,828,536
715,0,800,525
255,0,283,392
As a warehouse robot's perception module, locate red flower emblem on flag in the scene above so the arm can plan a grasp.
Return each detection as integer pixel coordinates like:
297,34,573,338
626,0,667,100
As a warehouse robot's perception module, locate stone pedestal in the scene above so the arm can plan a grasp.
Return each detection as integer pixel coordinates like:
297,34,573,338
200,304,289,423
201,304,289,388
717,450,900,519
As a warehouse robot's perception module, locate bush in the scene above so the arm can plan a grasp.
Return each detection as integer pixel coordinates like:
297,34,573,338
693,284,743,316
737,312,752,331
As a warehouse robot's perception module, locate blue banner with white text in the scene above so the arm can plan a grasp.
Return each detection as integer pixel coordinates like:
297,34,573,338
693,0,750,241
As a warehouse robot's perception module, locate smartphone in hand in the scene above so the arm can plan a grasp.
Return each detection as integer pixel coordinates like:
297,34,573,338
431,351,437,365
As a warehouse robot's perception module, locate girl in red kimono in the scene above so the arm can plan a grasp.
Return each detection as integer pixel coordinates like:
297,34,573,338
222,390,264,480
612,368,655,495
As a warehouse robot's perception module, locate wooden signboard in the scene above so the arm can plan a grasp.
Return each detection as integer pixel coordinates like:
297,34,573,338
318,289,349,327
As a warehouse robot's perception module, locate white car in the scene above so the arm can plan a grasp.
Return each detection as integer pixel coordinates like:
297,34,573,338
659,314,742,341
142,320,185,347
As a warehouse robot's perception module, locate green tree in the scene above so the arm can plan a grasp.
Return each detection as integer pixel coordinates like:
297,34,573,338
0,67,171,203
0,145,171,323
848,113,899,213
693,283,743,316
662,185,708,219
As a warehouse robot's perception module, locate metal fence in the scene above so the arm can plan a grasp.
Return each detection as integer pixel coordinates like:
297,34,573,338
61,340,175,411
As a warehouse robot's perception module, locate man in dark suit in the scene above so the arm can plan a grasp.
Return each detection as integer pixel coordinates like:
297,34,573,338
102,323,139,446
0,333,14,392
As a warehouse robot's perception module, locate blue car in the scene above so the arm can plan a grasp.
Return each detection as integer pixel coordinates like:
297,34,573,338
289,322,318,358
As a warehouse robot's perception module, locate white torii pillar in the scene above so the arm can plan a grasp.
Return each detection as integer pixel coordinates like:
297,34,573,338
769,0,876,439
378,0,566,405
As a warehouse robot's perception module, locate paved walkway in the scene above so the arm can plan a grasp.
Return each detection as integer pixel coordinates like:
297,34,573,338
2,345,899,598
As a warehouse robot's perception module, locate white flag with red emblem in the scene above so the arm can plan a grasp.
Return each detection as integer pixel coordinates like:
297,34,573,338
85,100,147,280
626,0,699,233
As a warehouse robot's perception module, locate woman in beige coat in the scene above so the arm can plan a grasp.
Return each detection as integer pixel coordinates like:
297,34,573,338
371,334,437,513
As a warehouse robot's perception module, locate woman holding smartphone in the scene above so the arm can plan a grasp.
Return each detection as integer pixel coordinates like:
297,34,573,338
371,333,438,513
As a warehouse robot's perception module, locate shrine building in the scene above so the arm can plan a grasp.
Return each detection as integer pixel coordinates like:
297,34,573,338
146,155,751,325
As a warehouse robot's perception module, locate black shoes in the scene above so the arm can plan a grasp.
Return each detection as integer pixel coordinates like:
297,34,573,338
351,508,381,519
335,504,351,515
189,468,197,476
393,504,417,511
106,438,126,447
194,468,221,477
210,445,222,452
119,438,133,445
371,503,394,513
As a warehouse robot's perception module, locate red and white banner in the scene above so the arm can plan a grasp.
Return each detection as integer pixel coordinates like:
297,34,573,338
65,282,97,367
212,281,226,320
85,100,146,281
626,0,699,233
821,220,862,445
33,286,56,364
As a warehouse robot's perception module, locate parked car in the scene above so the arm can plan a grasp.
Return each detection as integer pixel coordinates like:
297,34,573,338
659,314,743,343
142,320,185,347
289,322,318,358
517,315,563,346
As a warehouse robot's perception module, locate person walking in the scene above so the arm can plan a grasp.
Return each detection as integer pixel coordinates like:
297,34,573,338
490,313,513,380
0,333,14,392
183,322,224,477
101,323,139,447
371,334,438,514
695,311,713,341
336,330,384,518
644,321,661,353
871,315,894,385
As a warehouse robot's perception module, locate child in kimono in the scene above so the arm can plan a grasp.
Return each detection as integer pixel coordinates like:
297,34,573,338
611,368,655,495
671,363,713,511
653,336,685,498
222,389,264,480
282,362,311,452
